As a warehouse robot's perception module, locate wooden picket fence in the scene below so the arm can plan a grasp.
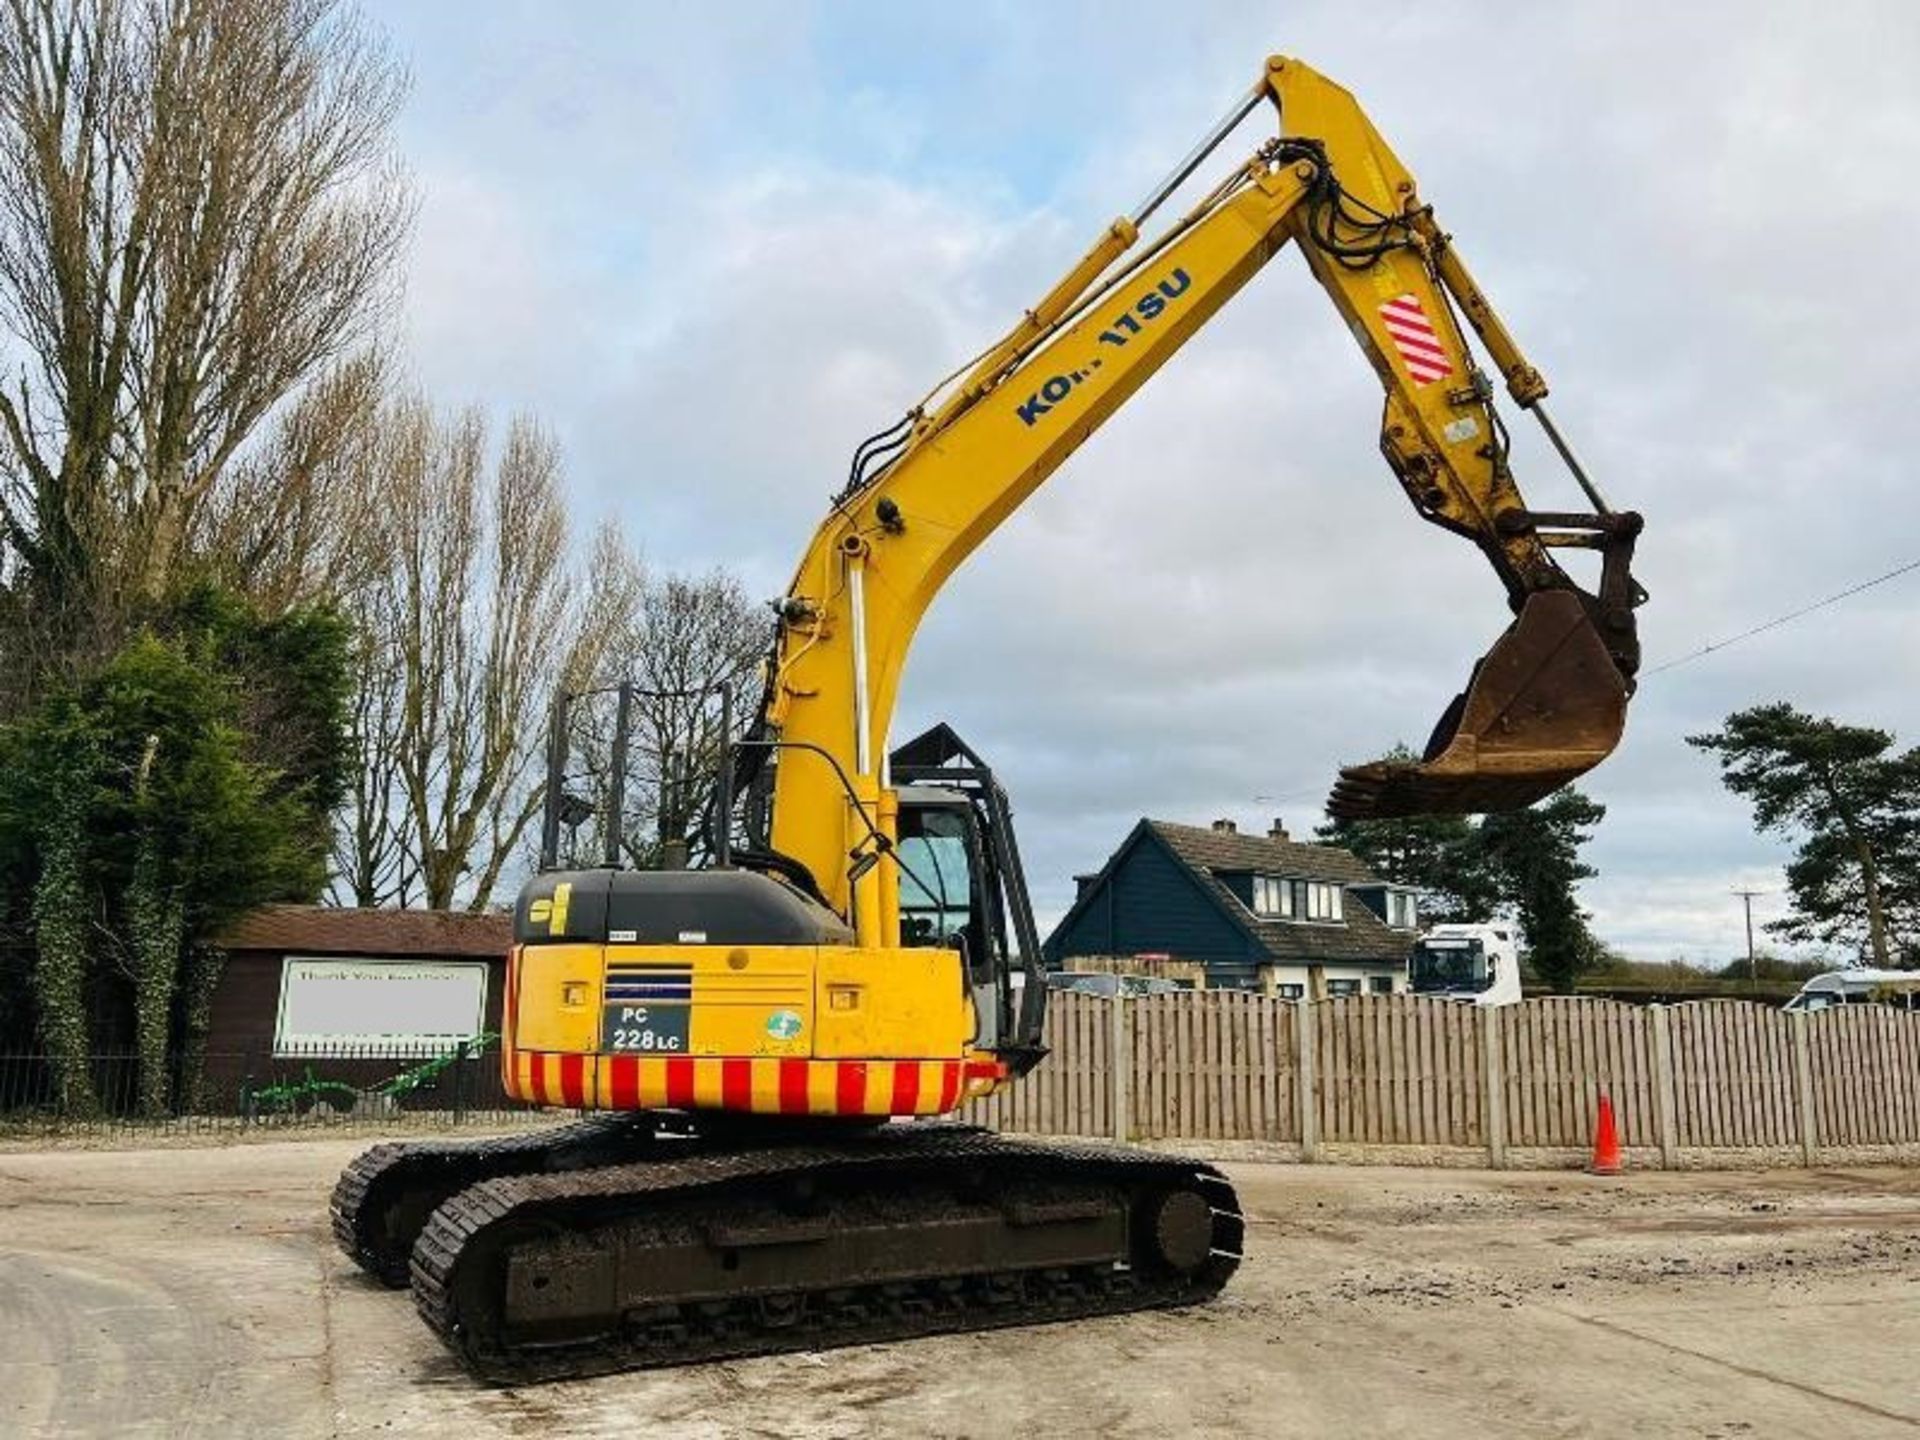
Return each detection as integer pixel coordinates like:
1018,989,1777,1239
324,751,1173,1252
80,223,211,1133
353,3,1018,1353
964,992,1920,1166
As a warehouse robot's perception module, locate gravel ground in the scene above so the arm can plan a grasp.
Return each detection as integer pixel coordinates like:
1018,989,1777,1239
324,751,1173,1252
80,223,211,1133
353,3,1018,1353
1,1133,1917,1438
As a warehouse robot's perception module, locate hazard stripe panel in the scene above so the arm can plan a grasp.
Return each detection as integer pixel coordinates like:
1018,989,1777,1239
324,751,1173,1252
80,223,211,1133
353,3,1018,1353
1377,293,1454,385
664,1056,696,1108
721,1058,752,1110
504,1053,1005,1117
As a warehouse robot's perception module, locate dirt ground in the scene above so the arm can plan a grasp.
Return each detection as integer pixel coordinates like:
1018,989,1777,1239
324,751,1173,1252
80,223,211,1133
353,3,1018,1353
1,1133,1917,1439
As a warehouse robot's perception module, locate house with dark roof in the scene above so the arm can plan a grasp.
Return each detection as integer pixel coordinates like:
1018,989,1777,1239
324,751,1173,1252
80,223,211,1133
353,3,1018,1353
1044,818,1420,996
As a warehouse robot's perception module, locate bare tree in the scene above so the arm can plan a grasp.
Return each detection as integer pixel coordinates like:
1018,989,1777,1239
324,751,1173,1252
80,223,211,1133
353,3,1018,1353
0,0,410,667
548,569,769,871
194,350,391,612
329,607,413,905
326,398,638,910
626,569,767,851
511,522,644,871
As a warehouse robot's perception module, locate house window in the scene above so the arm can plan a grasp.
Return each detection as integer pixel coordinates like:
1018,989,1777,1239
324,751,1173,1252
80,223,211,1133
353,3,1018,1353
1255,877,1343,922
1302,882,1343,922
1326,978,1362,997
1252,875,1292,916
1275,983,1305,1000
1369,975,1395,995
1386,890,1418,929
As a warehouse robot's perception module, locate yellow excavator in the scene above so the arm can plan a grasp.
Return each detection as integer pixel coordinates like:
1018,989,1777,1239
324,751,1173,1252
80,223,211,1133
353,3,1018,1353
334,55,1643,1381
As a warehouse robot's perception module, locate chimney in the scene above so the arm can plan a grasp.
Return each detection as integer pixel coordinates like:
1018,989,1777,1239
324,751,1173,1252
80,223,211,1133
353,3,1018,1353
1210,818,1237,834
1268,818,1290,841
1074,873,1099,900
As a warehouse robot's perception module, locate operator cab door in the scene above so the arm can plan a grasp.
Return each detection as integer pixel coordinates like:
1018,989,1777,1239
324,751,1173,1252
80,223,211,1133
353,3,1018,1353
894,796,1006,1051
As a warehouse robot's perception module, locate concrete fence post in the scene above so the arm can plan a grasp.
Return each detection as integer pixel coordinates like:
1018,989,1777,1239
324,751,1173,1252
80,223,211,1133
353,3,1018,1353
1649,1004,1679,1168
1791,1011,1818,1166
1481,1004,1507,1170
1296,1001,1319,1163
1109,995,1130,1145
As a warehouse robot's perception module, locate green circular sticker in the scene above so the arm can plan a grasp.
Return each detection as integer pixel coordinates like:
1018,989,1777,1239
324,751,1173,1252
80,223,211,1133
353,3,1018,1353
766,1009,804,1041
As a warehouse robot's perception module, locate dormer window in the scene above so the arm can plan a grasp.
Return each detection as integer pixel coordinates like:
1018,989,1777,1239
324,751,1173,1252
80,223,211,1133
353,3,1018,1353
1304,881,1343,922
1386,889,1418,929
1252,876,1343,922
1252,875,1292,916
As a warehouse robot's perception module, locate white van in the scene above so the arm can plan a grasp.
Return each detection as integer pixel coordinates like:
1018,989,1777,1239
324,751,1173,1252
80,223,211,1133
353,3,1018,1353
1783,969,1920,1013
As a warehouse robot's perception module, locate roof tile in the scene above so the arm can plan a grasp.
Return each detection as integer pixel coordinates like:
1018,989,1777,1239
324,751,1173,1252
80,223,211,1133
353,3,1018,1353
218,904,510,958
1150,820,1381,884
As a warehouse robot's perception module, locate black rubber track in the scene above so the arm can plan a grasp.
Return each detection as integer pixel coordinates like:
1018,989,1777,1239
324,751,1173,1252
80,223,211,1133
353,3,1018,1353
409,1126,1243,1384
330,1116,652,1287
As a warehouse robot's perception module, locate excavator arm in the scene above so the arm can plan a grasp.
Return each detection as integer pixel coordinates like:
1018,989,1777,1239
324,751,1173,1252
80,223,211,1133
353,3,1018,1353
759,55,1644,934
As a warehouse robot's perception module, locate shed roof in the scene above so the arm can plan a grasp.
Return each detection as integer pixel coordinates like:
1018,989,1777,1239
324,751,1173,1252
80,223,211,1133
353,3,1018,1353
218,904,510,958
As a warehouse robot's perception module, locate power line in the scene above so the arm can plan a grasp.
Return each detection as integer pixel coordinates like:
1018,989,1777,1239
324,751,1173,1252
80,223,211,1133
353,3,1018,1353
1643,557,1920,677
1248,556,1919,813
1252,787,1328,806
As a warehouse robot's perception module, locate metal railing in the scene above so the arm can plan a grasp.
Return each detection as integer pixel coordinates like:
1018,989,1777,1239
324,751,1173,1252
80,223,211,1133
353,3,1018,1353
0,1041,545,1136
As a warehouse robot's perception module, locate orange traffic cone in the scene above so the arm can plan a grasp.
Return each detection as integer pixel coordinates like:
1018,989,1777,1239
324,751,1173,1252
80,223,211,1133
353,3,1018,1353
1589,1092,1623,1175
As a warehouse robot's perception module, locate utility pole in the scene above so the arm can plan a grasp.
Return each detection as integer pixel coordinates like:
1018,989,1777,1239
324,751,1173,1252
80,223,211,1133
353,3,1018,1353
1731,888,1766,982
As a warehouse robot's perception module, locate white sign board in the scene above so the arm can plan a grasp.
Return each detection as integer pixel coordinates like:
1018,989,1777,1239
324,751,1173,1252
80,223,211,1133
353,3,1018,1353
274,957,489,1057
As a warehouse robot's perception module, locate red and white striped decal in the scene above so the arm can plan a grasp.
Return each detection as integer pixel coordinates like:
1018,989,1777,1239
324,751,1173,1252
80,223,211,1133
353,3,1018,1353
1377,293,1453,386
510,1052,1006,1118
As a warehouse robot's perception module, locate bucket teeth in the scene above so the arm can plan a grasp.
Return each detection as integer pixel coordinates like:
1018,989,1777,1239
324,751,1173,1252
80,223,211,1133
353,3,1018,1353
1327,590,1630,820
1328,762,1577,820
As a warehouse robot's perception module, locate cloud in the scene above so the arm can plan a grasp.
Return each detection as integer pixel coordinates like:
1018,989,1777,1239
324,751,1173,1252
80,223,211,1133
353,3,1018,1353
385,1,1920,963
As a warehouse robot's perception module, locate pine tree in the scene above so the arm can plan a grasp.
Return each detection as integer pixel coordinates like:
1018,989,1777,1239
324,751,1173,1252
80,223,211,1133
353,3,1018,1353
1689,704,1920,966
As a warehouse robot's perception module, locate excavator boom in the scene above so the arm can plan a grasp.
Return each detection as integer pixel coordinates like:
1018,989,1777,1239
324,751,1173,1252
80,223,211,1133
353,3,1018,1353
762,56,1643,923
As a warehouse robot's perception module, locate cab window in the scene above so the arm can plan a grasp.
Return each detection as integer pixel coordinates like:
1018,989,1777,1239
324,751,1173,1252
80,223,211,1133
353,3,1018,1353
896,806,973,947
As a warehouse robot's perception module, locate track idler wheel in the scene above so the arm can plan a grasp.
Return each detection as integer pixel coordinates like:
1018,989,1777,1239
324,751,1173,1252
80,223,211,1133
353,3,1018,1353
1145,1188,1215,1274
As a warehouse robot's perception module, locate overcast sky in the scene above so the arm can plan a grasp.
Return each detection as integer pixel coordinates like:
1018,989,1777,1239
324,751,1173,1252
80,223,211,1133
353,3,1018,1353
376,1,1920,963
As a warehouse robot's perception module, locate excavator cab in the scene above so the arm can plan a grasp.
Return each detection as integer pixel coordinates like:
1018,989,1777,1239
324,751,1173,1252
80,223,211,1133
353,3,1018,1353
889,724,1048,1074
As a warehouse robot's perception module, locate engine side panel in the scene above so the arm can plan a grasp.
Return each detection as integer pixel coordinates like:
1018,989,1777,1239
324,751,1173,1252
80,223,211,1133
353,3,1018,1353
503,940,999,1117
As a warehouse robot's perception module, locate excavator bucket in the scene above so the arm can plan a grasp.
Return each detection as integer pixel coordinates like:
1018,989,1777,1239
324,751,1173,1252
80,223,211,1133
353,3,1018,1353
1327,590,1630,820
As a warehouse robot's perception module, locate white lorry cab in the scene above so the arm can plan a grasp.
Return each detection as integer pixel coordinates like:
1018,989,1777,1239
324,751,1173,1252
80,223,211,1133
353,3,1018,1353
1783,969,1920,1013
1407,924,1524,1007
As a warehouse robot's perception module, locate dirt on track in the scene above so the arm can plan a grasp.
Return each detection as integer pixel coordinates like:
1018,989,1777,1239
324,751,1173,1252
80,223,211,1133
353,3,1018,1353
1,1133,1917,1438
